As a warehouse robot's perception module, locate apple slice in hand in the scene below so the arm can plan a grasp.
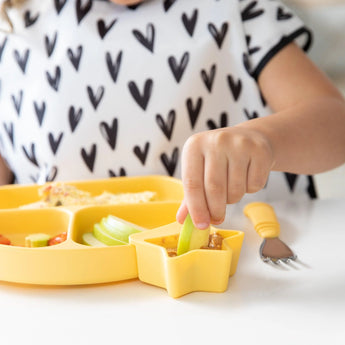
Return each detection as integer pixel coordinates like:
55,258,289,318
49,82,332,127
176,214,210,256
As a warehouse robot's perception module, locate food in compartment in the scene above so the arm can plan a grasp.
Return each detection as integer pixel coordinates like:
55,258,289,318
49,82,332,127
48,232,67,246
83,215,142,247
167,232,224,257
176,214,210,256
8,232,68,248
0,234,11,245
20,182,156,209
204,232,223,250
92,223,127,246
166,247,178,257
25,233,51,248
94,191,155,204
82,233,108,247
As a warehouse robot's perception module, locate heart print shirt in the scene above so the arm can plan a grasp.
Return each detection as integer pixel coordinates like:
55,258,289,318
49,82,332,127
0,0,316,200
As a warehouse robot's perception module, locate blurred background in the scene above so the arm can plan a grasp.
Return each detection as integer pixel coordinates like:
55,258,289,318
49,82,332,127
284,0,345,199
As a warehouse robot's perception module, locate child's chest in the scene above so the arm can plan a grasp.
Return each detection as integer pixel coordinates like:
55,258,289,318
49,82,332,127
0,0,267,183
0,0,252,122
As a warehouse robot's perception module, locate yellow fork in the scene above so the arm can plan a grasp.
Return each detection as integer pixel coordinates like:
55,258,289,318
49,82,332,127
244,202,297,264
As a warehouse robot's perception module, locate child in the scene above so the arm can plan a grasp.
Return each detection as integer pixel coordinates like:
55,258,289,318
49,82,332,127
0,0,344,229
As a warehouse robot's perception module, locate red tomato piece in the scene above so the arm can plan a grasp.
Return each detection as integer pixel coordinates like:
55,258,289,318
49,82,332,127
48,232,67,246
0,235,11,245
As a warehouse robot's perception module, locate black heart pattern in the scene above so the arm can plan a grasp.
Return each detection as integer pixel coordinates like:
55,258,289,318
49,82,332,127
48,132,64,155
54,0,67,15
87,85,105,110
227,75,242,101
30,174,39,183
307,176,317,198
11,90,23,116
22,143,39,167
207,112,228,130
160,147,178,176
242,52,252,74
132,23,155,53
186,97,202,129
128,79,153,111
246,35,260,55
182,9,198,37
109,168,126,177
46,66,61,91
201,64,216,92
127,4,141,10
46,166,58,182
81,143,97,172
0,37,7,62
68,106,83,132
106,51,122,83
244,108,259,120
45,32,58,58
168,52,189,83
277,7,293,20
24,10,39,28
3,122,14,148
241,1,265,21
284,172,298,192
98,18,117,39
133,142,150,165
67,46,83,71
99,118,118,150
76,0,92,24
156,110,176,140
33,101,46,126
163,0,176,12
208,22,228,49
14,49,30,74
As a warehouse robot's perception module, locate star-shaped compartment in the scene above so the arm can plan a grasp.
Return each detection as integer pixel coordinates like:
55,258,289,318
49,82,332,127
130,222,244,298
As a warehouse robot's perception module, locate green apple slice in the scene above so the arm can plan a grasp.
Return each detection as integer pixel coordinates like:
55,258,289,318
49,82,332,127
176,214,210,256
100,215,141,243
25,233,50,248
93,223,127,246
82,232,108,247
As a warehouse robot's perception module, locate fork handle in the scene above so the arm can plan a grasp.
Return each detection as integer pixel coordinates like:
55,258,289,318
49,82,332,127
243,202,280,238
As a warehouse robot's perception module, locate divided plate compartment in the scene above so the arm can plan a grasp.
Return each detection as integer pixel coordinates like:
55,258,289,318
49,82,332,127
0,176,183,285
130,223,245,298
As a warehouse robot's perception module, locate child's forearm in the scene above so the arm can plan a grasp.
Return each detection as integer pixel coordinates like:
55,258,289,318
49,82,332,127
237,96,345,174
0,155,13,185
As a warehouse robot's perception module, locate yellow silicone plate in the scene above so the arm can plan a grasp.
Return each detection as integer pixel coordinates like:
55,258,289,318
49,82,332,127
0,176,183,285
130,222,244,298
0,175,184,209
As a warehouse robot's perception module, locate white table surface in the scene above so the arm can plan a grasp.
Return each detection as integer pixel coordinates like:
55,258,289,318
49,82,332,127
1,198,344,345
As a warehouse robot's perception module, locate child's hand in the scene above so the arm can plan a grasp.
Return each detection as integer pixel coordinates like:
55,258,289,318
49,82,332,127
176,126,275,229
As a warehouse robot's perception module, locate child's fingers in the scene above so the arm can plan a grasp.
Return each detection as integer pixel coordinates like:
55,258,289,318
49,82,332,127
176,200,188,224
227,155,249,204
181,143,210,229
204,152,227,224
246,155,271,193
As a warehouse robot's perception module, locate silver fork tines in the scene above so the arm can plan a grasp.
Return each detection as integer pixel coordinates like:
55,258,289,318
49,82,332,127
259,238,298,268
